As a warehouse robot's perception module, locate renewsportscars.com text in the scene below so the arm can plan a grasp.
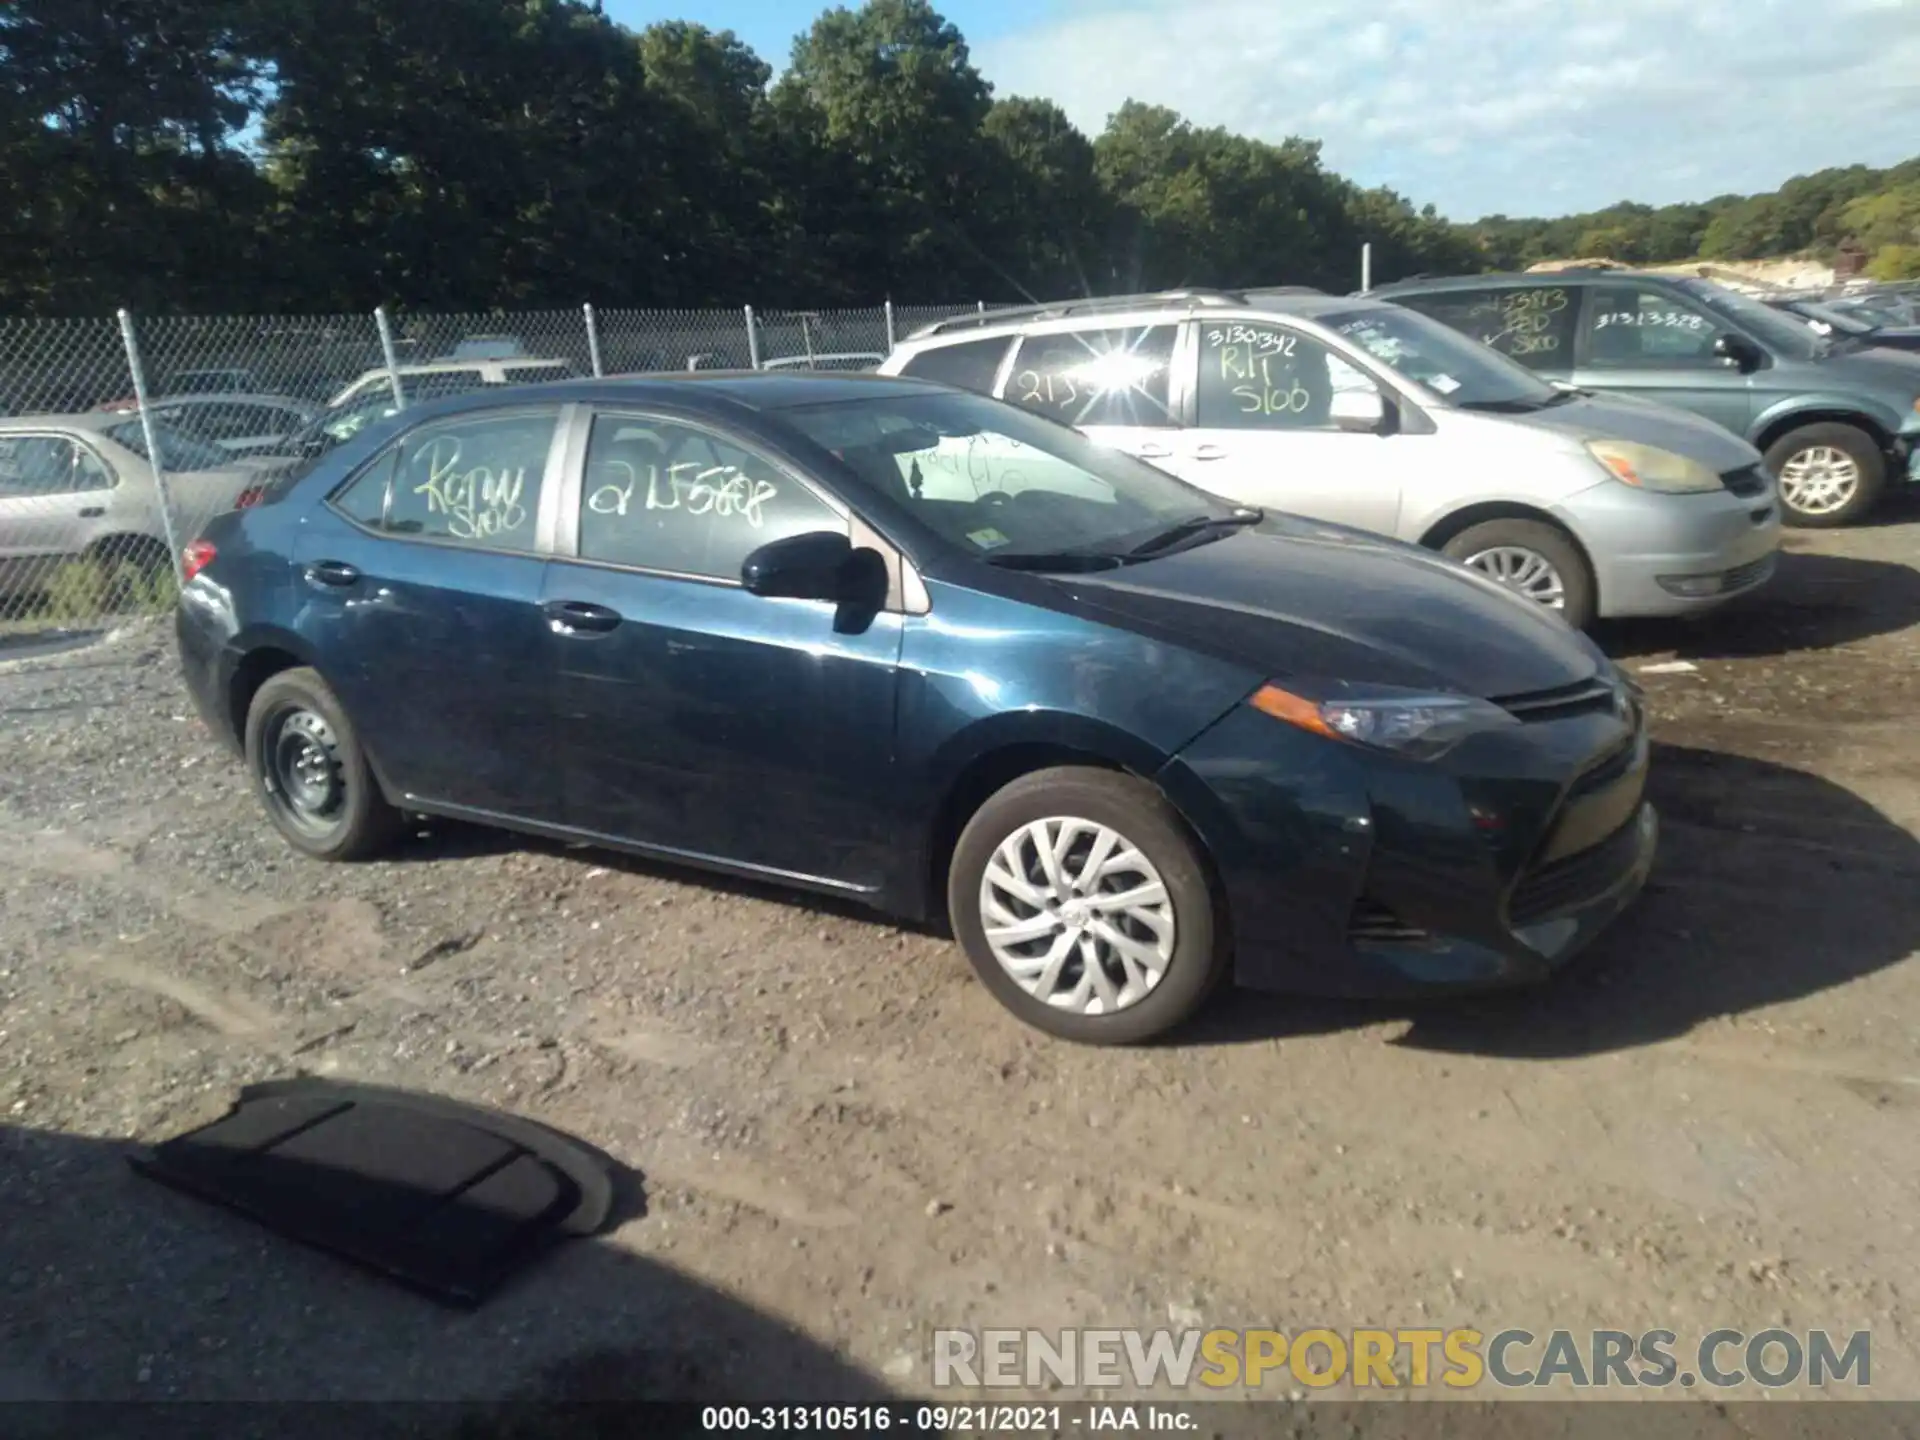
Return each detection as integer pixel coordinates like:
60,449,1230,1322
932,1327,1871,1391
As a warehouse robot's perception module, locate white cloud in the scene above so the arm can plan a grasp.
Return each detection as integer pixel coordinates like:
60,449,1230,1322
973,0,1920,217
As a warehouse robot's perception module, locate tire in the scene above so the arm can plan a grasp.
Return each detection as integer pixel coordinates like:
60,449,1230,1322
243,667,401,861
1439,518,1596,630
1764,422,1886,528
946,766,1225,1045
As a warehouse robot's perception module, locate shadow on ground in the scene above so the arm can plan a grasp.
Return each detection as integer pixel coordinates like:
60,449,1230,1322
0,1117,894,1418
1179,741,1920,1059
1597,548,1920,661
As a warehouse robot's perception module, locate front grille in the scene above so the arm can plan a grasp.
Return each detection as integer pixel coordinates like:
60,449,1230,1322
1721,465,1770,498
1508,815,1645,925
1719,553,1776,594
1348,897,1432,945
1494,676,1618,722
1568,736,1639,797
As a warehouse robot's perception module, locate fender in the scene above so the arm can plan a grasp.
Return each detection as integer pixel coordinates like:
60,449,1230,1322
1751,393,1904,452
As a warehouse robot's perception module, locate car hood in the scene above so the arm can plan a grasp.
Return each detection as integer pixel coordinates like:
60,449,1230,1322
1052,516,1605,700
1855,329,1920,354
1501,389,1761,470
1817,345,1920,388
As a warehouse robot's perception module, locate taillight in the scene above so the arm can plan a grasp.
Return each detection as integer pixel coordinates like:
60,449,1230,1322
181,540,217,581
234,485,267,510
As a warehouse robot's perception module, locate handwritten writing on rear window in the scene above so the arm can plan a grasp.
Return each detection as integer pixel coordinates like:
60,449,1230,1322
411,435,530,540
588,459,777,528
1463,289,1569,356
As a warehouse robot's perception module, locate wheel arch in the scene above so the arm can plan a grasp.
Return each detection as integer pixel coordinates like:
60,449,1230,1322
1753,405,1893,457
1418,500,1596,568
224,626,320,750
918,713,1224,928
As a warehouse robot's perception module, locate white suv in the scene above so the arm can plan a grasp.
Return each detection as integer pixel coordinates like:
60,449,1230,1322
877,289,1782,628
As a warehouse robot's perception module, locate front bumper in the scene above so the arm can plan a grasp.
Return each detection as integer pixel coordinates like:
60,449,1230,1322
1159,686,1657,999
1561,478,1781,619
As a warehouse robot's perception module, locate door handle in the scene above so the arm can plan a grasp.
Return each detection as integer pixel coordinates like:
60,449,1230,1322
1133,444,1174,460
543,599,622,634
77,506,105,518
304,560,360,588
1188,444,1228,461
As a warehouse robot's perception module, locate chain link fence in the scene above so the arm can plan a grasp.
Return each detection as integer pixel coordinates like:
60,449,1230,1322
0,300,988,635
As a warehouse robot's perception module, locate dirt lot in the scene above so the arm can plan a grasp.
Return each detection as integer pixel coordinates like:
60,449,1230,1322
2,509,1919,1410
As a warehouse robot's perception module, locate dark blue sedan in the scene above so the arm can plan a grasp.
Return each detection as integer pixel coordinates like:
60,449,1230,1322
175,374,1657,1043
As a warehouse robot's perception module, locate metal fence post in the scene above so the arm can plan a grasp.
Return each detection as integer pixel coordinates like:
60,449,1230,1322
1361,241,1374,293
743,305,761,370
373,306,406,408
884,300,896,351
977,301,987,314
116,309,185,585
583,303,605,377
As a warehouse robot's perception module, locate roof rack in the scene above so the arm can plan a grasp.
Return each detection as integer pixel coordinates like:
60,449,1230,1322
907,289,1253,340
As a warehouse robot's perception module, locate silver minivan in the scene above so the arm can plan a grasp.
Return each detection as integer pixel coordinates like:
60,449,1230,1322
878,290,1782,628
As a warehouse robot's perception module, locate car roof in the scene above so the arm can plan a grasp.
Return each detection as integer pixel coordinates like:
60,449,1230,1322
0,412,130,434
350,358,570,380
391,370,946,424
902,289,1394,346
1370,269,1690,294
142,392,318,408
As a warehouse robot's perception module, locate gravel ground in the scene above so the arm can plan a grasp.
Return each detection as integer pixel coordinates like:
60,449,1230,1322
2,512,1918,1410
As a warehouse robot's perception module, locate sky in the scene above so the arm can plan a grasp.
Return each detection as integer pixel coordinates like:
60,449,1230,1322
604,0,1920,221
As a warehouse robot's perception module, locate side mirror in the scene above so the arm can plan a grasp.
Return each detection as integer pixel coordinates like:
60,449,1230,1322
1713,333,1764,373
741,530,888,607
1329,388,1388,434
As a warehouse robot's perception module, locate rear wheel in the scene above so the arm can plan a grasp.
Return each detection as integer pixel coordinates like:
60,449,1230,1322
1764,422,1885,528
947,766,1225,1044
244,667,400,861
1439,518,1596,629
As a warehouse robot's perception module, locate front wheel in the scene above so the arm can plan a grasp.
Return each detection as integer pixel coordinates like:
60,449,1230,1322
1764,422,1886,528
1440,518,1596,629
947,767,1225,1045
243,667,400,861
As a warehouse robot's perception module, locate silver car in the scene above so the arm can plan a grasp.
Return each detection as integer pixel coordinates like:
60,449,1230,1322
878,290,1782,628
97,393,320,457
0,413,264,603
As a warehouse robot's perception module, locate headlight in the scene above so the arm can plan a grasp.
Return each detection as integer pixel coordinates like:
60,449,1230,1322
1251,682,1518,761
1585,439,1723,493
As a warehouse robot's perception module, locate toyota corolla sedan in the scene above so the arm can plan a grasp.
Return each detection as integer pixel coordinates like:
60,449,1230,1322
175,375,1657,1044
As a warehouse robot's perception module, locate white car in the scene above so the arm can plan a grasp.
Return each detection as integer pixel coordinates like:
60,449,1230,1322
327,358,577,407
878,289,1782,628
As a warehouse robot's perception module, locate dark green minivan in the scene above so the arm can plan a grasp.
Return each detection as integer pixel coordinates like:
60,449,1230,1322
1370,270,1920,527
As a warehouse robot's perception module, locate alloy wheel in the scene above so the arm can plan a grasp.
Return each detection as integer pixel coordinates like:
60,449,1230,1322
978,817,1176,1016
1776,445,1860,517
1461,545,1567,609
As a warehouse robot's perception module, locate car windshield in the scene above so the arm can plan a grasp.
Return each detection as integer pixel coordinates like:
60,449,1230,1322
104,419,232,471
1677,280,1825,360
782,389,1251,569
1319,305,1563,410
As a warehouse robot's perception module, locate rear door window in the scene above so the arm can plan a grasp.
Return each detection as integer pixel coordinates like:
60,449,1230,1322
1397,286,1577,371
1005,326,1179,427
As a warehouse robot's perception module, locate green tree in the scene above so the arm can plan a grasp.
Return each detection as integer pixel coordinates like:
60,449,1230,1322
775,0,1006,297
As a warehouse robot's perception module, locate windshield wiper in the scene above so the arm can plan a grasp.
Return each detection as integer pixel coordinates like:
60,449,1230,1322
983,549,1128,573
1126,509,1264,559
